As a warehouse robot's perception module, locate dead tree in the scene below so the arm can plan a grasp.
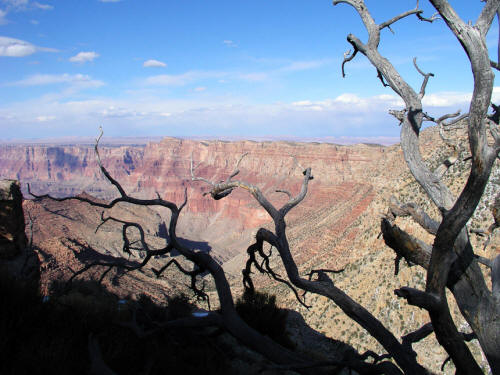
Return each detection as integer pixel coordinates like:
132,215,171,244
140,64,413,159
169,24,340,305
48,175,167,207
339,0,500,372
335,0,500,373
29,1,499,374
30,131,390,374
192,1,500,374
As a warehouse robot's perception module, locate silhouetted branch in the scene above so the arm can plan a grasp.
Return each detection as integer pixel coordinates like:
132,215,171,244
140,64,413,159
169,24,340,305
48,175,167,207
31,132,315,369
401,322,433,356
394,287,440,312
306,268,345,281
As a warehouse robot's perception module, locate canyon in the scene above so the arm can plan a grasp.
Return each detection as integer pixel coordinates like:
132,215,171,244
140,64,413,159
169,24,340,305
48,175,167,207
0,137,402,273
0,129,498,373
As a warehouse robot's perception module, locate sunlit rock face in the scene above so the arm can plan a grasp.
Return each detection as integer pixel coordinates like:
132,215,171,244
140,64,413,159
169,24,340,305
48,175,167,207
0,137,392,224
0,137,404,283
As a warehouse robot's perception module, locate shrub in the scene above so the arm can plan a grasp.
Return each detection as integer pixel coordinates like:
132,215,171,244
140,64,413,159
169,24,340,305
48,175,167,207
235,289,295,349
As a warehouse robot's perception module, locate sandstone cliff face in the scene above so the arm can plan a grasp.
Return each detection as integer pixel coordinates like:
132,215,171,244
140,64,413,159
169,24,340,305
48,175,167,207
0,138,399,266
0,137,405,299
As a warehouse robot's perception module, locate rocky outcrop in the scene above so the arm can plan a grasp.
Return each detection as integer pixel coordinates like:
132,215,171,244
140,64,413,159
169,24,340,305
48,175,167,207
0,179,39,283
0,179,27,259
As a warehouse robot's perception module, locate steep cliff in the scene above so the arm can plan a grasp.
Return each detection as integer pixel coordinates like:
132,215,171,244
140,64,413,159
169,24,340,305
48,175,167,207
0,138,401,268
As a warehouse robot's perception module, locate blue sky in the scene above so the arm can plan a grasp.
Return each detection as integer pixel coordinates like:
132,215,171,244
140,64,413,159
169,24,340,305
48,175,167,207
0,0,498,141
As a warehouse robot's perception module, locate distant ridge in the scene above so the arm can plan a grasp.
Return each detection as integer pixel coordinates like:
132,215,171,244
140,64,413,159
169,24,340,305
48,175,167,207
0,135,399,146
0,136,164,146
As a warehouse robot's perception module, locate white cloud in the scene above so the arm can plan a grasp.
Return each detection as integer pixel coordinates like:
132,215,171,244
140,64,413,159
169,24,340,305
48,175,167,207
291,89,500,115
422,92,472,107
0,36,56,57
0,36,35,56
421,88,500,108
194,86,206,92
36,115,55,122
0,93,400,139
223,40,237,48
69,51,99,63
143,59,166,68
492,87,500,103
11,73,104,88
418,87,500,108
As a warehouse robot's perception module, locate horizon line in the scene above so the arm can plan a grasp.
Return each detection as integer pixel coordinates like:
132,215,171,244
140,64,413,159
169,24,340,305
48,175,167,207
0,134,400,146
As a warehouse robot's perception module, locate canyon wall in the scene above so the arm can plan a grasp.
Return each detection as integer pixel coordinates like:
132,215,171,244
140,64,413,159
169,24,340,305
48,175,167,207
0,136,407,302
0,138,403,265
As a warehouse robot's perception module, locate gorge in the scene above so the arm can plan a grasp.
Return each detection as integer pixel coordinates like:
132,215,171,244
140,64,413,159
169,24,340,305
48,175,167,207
0,129,497,373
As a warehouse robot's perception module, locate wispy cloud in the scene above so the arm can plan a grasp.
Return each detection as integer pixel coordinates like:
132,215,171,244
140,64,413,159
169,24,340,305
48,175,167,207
32,2,52,10
0,1,52,24
194,86,206,92
69,51,99,63
1,0,29,8
237,72,269,82
0,36,56,57
0,9,7,24
1,0,52,11
223,40,237,48
11,73,104,88
143,59,166,68
142,59,331,87
279,59,331,72
143,71,225,86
